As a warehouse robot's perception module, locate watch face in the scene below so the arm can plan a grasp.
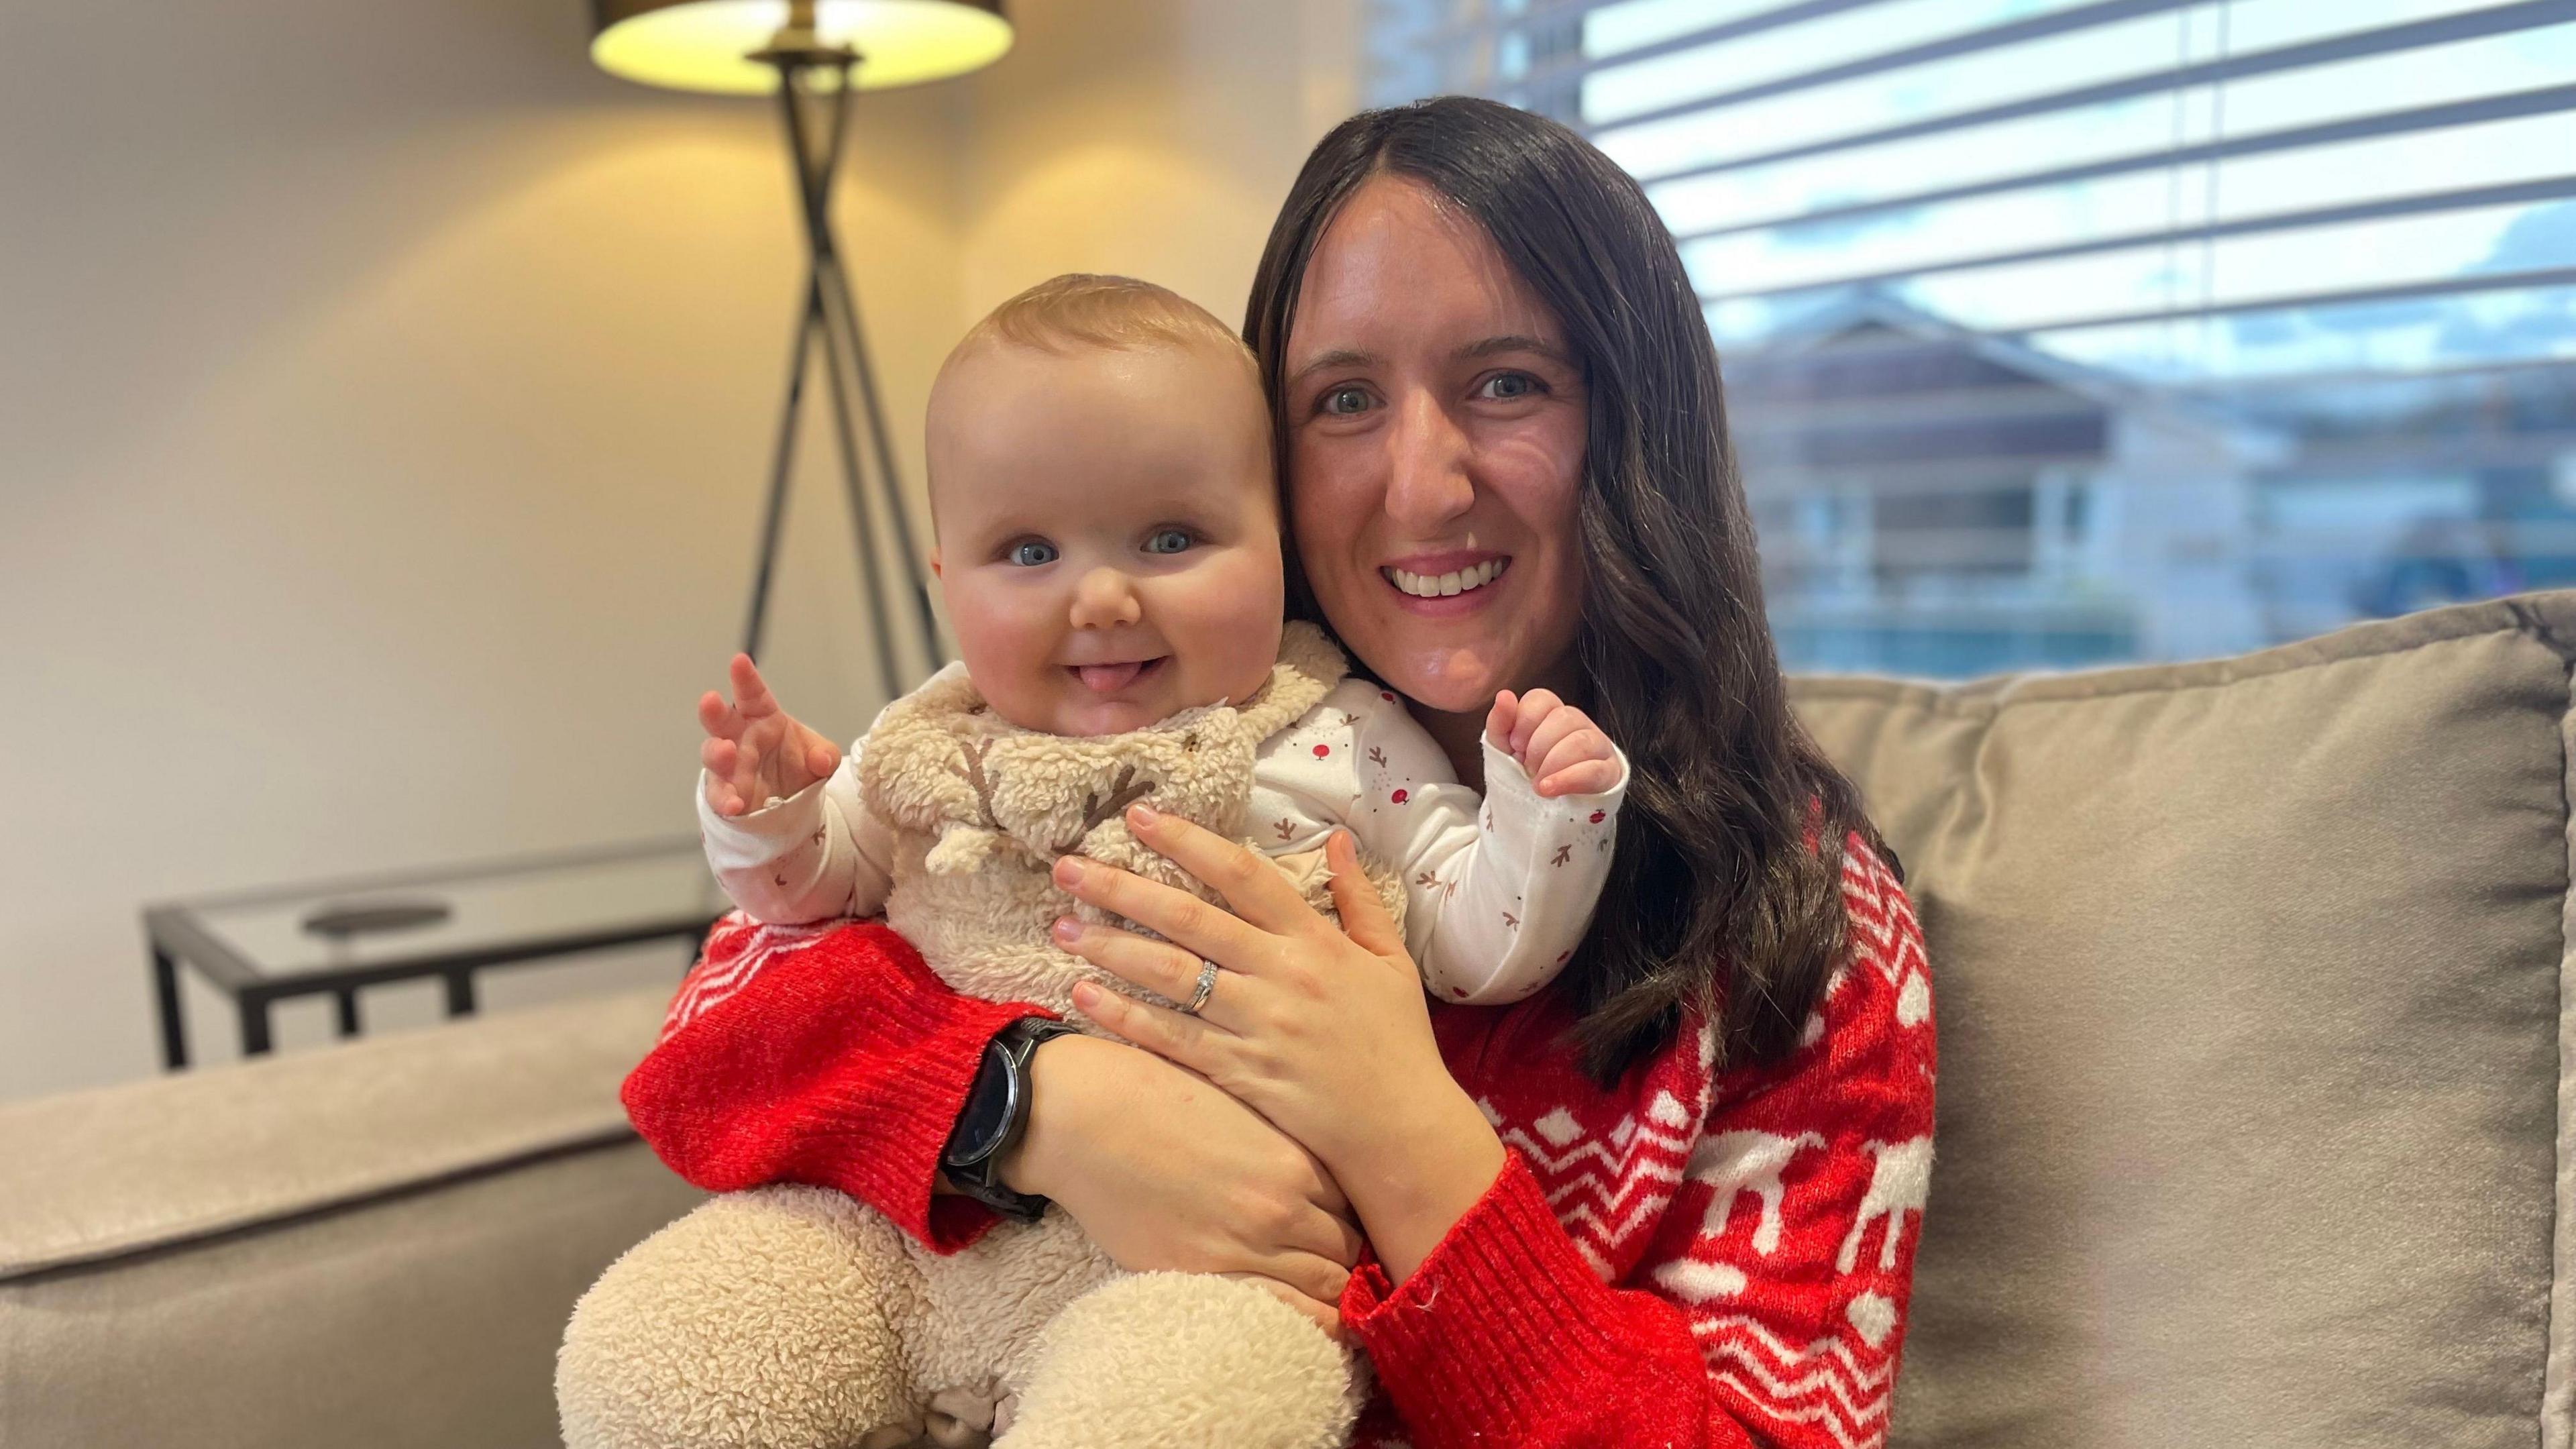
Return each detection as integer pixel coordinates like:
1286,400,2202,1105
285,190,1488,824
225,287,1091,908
951,1052,1013,1164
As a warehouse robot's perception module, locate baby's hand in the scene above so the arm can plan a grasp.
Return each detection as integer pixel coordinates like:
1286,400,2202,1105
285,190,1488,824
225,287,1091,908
1485,688,1619,798
698,654,843,818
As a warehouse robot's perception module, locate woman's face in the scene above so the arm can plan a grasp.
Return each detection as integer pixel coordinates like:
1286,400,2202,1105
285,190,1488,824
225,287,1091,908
1281,174,1589,716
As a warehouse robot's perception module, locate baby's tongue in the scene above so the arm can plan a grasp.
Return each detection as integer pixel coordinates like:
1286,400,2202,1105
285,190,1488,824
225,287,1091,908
1076,661,1146,693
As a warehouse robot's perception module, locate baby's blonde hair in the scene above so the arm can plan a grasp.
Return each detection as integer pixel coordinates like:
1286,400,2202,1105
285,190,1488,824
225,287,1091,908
957,272,1254,366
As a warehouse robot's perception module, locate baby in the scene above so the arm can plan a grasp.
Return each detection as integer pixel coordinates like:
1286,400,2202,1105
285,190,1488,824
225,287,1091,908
643,274,1631,1448
696,272,1627,1010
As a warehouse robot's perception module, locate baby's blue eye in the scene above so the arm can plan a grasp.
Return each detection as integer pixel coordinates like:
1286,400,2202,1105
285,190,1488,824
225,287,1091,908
1008,540,1059,567
1144,528,1193,555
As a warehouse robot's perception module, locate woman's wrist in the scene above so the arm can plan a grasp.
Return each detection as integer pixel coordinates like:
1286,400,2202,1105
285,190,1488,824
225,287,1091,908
1330,1077,1508,1285
995,1030,1114,1197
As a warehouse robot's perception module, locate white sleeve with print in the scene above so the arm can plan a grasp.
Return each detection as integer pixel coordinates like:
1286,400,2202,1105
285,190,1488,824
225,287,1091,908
1251,678,1627,1006
695,710,900,926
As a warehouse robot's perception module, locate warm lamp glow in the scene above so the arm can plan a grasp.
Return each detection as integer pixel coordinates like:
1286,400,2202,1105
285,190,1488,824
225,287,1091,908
591,0,1011,95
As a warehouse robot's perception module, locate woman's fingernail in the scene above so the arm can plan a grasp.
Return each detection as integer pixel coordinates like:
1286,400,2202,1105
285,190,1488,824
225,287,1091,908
1072,982,1103,1012
1053,856,1084,886
1051,916,1081,943
1126,800,1159,826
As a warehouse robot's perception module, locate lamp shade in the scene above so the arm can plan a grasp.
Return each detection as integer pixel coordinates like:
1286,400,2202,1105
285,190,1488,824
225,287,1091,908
590,0,1011,94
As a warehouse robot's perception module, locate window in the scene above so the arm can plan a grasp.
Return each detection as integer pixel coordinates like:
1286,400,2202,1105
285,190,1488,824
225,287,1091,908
1368,0,2576,676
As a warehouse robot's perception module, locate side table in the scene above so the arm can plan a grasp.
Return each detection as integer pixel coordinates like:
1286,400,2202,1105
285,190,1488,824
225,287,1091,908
143,837,723,1069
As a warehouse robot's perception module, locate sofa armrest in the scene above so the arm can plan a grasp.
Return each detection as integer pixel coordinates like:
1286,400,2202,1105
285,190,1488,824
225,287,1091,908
0,987,704,1449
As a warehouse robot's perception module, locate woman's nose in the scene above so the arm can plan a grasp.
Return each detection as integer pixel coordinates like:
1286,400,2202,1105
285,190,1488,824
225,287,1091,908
1383,389,1476,529
1067,566,1143,630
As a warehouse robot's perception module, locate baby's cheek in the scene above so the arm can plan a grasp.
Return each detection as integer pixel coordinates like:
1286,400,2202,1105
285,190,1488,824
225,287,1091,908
947,598,1066,731
1179,572,1285,702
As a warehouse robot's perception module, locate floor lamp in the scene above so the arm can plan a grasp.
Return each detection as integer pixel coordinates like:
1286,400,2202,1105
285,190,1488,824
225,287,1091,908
589,0,1010,691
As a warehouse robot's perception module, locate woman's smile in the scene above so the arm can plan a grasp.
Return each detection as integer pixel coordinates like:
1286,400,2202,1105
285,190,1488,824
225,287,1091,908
1379,551,1512,612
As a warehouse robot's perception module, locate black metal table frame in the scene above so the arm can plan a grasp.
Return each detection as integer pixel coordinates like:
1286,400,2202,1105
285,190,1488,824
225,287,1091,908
144,840,722,1070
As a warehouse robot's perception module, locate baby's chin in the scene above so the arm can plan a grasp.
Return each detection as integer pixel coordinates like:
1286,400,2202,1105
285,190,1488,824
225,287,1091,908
996,667,1264,737
1049,696,1180,737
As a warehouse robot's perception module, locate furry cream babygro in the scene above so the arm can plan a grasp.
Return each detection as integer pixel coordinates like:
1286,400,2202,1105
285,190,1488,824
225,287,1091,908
560,625,1394,1449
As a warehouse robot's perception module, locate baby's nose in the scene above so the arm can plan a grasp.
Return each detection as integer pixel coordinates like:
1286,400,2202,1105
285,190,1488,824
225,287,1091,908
1068,567,1143,629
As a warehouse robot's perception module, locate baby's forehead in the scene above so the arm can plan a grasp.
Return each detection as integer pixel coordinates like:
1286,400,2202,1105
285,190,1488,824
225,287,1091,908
928,338,1275,524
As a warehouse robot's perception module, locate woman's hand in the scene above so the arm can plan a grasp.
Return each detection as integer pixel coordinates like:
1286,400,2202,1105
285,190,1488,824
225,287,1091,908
1049,809,1507,1282
999,1031,1364,1341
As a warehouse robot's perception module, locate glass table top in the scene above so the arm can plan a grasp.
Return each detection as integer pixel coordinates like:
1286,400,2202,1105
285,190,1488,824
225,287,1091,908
161,838,724,981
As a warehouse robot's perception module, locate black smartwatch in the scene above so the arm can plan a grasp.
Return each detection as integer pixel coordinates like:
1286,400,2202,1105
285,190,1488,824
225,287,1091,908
942,1016,1081,1222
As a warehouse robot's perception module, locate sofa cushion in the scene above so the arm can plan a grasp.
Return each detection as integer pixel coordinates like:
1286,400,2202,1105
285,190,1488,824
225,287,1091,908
1789,592,2576,1449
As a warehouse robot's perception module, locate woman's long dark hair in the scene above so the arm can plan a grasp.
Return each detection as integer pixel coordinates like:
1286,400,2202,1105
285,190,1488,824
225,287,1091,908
1245,96,1896,1083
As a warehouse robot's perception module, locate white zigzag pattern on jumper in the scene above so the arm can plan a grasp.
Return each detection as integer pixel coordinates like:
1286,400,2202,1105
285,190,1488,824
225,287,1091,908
1699,1317,1892,1449
1701,1336,1887,1428
1695,1314,1894,1390
1838,849,1924,991
1692,1300,1896,1448
1497,1097,1697,1275
1711,1372,1884,1449
661,916,836,1042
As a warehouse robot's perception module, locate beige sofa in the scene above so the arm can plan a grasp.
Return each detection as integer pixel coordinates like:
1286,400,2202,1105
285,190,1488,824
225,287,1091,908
5,592,2571,1448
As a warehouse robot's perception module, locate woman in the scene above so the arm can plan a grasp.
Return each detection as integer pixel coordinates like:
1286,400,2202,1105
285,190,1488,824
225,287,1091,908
623,97,1933,1448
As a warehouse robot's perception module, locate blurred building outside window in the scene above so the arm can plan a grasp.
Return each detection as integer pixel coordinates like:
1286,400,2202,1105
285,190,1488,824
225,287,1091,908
1367,0,2576,677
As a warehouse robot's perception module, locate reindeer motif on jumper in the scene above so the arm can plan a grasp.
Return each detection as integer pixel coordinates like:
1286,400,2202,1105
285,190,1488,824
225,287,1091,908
1694,1130,1827,1255
1836,1136,1932,1275
1651,1128,1824,1305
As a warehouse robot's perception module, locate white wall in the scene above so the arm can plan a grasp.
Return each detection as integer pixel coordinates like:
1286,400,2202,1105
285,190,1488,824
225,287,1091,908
0,0,1357,1101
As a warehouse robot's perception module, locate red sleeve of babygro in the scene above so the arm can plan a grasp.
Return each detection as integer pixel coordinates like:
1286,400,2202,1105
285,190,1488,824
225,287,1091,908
621,915,1054,1254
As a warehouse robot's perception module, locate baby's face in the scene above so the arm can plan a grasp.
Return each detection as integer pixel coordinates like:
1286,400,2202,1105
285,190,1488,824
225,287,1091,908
928,339,1285,737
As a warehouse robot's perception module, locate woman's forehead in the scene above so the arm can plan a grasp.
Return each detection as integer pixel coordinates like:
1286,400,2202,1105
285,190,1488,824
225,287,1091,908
1289,175,1565,360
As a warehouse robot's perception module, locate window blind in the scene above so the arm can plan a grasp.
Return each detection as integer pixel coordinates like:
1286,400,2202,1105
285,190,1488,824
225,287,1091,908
1368,0,2576,676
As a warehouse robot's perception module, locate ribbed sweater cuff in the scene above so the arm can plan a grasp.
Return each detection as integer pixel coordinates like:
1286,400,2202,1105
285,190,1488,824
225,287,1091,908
814,979,1050,1256
1340,1148,1634,1445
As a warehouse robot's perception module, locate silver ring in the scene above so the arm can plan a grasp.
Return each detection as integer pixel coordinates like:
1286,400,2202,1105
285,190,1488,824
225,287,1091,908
1180,958,1220,1016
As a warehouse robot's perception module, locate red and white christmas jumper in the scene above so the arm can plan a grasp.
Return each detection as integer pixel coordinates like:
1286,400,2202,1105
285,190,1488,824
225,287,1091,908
625,831,1935,1449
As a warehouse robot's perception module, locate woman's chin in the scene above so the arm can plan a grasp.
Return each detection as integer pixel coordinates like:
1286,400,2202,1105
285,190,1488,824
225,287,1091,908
1377,643,1516,716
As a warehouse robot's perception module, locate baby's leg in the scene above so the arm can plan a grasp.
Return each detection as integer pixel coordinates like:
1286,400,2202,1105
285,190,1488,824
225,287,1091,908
558,1184,931,1449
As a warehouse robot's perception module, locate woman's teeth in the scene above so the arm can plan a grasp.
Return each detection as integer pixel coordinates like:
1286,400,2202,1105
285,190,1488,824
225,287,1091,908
1383,558,1509,598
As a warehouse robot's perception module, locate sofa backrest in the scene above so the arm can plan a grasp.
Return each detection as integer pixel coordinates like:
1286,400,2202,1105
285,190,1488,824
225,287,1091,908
1790,592,2576,1449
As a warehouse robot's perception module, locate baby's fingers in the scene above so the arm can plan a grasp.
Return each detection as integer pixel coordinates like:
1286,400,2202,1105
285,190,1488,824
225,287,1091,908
1507,688,1564,758
698,689,745,742
1536,757,1621,798
729,654,780,720
1534,728,1617,798
1485,690,1519,750
1516,698,1589,775
700,739,746,817
804,739,842,780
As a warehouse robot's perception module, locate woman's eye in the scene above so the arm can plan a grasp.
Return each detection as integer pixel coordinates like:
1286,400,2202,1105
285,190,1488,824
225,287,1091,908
1481,372,1541,400
1007,540,1059,567
1143,529,1193,555
1322,386,1373,417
